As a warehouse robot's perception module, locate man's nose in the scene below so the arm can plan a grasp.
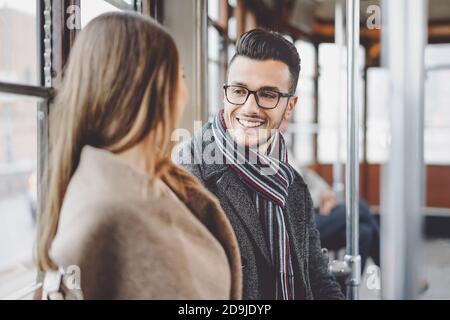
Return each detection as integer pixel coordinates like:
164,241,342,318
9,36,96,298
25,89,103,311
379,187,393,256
241,92,260,114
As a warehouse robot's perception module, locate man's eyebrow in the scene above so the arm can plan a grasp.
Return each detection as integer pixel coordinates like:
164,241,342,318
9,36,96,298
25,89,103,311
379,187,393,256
230,81,248,87
230,81,281,91
259,86,281,91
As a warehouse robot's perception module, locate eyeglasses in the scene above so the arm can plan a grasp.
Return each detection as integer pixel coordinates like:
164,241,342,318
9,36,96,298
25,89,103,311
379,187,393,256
223,84,293,110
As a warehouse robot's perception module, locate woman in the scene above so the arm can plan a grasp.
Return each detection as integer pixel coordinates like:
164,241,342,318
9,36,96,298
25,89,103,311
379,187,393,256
37,12,242,299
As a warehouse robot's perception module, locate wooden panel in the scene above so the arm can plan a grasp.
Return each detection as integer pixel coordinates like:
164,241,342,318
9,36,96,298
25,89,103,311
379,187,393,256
310,164,450,208
426,165,450,207
235,0,245,38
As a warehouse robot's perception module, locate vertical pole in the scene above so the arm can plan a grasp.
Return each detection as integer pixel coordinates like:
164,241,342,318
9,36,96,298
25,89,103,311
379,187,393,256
38,0,52,224
333,0,345,204
380,0,426,300
312,42,319,165
36,0,52,284
344,0,361,300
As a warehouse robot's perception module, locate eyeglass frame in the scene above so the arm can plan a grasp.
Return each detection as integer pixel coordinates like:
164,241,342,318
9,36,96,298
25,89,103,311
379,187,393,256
223,84,294,110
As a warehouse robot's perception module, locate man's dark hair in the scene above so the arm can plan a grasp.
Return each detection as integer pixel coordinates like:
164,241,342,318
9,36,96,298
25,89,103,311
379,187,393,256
230,29,301,94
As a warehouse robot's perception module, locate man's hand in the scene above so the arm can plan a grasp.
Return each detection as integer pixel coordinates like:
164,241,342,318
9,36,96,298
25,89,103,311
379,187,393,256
319,191,337,216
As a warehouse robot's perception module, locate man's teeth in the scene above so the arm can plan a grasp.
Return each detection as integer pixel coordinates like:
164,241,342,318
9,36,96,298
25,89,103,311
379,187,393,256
238,119,263,128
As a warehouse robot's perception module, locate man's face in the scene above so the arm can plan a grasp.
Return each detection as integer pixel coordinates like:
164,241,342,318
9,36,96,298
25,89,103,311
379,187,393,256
223,55,298,147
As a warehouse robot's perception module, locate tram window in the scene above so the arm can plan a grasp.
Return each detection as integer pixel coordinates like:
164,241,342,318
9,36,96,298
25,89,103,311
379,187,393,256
424,44,450,164
366,67,390,163
81,0,129,28
207,0,221,120
208,0,219,21
0,94,40,296
208,53,221,120
228,16,237,40
228,43,236,61
367,44,450,164
290,40,315,166
0,0,37,86
207,0,237,121
317,43,365,164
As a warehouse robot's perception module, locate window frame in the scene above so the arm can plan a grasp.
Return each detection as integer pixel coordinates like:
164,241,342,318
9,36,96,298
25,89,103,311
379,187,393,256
0,0,151,289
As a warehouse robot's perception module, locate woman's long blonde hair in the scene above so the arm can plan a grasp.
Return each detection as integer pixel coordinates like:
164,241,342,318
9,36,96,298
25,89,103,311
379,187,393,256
38,12,200,271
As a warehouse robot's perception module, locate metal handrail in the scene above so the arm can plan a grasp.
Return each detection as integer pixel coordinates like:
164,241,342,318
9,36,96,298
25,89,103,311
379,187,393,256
327,0,362,300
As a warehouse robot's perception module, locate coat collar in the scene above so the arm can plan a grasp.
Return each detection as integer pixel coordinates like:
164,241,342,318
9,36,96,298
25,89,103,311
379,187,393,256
192,121,229,181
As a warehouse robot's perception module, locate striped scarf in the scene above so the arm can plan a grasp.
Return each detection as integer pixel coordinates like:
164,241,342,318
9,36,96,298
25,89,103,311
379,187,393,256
211,110,296,300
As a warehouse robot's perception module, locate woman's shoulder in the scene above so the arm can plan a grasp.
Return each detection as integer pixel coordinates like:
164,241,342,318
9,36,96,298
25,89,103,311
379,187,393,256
51,190,168,265
59,181,172,232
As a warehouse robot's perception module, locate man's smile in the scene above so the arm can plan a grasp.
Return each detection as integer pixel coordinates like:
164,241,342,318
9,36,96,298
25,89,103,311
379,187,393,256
235,115,266,130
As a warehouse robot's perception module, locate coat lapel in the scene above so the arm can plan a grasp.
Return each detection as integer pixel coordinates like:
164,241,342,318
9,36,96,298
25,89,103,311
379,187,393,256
283,176,313,299
213,169,272,266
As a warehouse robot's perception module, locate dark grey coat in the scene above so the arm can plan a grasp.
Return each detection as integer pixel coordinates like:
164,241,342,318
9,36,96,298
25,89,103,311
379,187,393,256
175,122,344,300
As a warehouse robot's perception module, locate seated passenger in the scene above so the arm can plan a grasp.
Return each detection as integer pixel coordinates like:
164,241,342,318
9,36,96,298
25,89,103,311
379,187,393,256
294,167,380,271
37,12,242,299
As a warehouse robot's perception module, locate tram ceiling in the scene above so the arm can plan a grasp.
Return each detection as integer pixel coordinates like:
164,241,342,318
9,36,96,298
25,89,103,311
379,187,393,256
240,0,450,45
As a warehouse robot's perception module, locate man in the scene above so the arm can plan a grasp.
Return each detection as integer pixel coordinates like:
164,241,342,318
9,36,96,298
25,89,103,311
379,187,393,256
175,29,344,300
